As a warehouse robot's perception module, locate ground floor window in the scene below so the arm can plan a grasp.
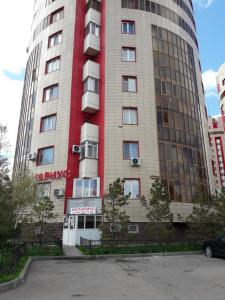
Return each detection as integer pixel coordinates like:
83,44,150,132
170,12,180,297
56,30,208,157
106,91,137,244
64,215,102,230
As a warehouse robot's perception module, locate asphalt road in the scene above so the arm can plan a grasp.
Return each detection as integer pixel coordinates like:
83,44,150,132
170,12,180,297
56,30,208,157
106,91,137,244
1,255,225,300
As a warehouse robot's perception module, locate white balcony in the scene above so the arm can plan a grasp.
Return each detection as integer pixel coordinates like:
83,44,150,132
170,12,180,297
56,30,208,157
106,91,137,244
84,34,100,56
83,60,100,81
82,91,99,113
81,122,99,143
79,158,98,178
85,8,101,27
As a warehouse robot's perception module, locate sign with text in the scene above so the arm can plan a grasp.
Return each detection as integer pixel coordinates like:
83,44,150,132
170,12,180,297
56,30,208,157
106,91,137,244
35,169,71,182
71,207,96,215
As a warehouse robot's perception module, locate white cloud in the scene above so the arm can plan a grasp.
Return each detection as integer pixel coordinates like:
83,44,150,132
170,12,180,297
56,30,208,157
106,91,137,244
194,0,215,8
0,1,33,170
202,69,219,98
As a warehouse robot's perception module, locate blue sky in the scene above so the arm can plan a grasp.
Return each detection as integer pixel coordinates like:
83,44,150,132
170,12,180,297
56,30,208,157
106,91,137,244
194,0,225,116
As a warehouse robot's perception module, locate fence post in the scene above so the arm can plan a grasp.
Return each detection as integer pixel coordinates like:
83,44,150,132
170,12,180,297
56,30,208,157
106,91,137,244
89,239,92,256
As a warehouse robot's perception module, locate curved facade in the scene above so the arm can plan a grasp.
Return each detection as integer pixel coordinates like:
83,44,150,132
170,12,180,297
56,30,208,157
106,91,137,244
14,0,214,244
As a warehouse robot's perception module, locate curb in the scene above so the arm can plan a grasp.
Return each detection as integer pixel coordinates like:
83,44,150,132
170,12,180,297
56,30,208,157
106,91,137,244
0,257,32,293
31,250,203,260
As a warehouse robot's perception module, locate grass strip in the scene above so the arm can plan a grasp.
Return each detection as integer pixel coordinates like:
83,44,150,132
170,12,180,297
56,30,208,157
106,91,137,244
77,244,201,255
0,256,29,284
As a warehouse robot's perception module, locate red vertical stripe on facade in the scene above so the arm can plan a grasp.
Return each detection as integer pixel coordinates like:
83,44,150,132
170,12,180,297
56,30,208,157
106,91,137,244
65,0,105,213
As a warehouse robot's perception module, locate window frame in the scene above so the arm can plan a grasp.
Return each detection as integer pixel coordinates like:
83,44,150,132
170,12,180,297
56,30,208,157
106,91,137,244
123,178,140,200
48,30,63,48
45,56,61,74
50,7,64,24
37,182,51,198
122,76,137,93
43,84,59,102
80,141,98,160
37,146,54,166
122,107,138,125
73,177,100,198
84,76,99,94
86,21,100,37
40,114,57,133
123,141,139,160
122,47,136,62
121,20,135,34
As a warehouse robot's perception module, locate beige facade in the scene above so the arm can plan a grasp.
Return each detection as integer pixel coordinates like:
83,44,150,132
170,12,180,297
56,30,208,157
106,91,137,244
14,0,214,234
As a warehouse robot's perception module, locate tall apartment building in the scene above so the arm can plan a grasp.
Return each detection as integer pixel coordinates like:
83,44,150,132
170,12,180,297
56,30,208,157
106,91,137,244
14,0,214,245
208,116,225,190
217,63,225,127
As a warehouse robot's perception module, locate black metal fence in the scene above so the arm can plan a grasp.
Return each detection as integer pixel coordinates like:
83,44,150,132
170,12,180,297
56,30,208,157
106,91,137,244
80,237,201,254
0,240,63,274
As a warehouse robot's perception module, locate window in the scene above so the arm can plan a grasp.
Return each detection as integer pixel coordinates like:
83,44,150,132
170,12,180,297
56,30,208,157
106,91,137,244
46,57,60,74
77,215,102,229
43,84,59,102
124,179,140,199
45,0,56,6
122,47,136,61
48,31,62,48
38,182,51,198
128,224,139,233
122,76,137,92
86,216,95,229
86,22,100,37
73,178,100,198
37,147,54,165
123,108,138,124
50,7,64,24
80,141,98,159
41,114,56,132
84,77,99,93
86,0,101,12
123,142,139,159
122,21,135,34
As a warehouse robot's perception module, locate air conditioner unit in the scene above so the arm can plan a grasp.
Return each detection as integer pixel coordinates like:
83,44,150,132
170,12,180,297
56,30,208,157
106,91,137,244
29,152,37,161
131,158,142,167
54,189,65,198
72,145,81,154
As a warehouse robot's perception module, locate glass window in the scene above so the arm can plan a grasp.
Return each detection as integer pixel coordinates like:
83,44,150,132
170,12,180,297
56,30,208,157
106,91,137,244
124,179,140,199
86,0,101,12
86,216,95,229
41,115,56,132
123,108,138,125
122,76,137,92
46,57,60,74
73,178,100,198
123,142,139,159
43,84,59,102
122,47,136,61
48,31,62,48
37,182,51,198
86,22,100,37
78,216,85,229
37,147,54,165
80,141,98,159
122,21,135,34
84,77,99,93
50,7,64,24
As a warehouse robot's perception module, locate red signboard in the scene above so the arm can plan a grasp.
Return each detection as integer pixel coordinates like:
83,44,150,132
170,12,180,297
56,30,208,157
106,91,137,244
35,169,71,182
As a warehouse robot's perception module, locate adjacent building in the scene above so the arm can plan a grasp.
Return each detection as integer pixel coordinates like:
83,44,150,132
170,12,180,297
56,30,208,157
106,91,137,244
208,116,225,190
14,0,214,245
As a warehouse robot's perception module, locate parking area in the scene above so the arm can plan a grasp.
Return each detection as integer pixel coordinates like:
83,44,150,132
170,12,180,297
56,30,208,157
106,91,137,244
2,255,225,300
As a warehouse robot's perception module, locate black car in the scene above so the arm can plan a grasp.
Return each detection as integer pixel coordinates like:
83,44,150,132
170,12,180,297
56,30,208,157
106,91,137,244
202,234,225,258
